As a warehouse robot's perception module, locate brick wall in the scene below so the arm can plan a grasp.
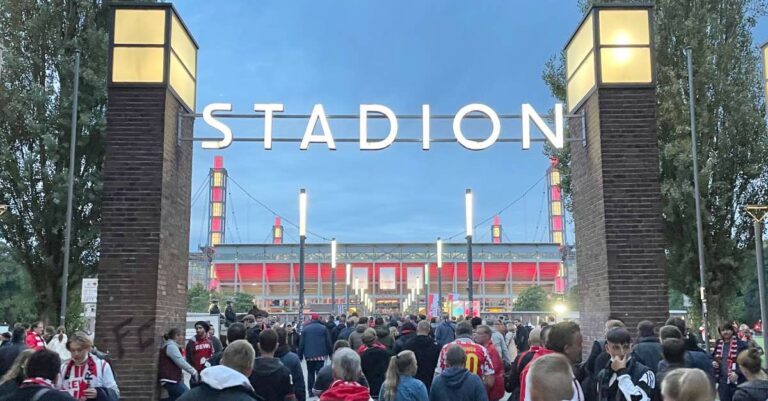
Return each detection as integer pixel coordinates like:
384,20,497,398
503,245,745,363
96,86,193,400
571,87,668,349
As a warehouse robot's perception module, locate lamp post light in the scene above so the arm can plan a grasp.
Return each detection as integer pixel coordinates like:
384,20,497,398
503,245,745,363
437,238,443,316
346,263,351,313
331,238,337,313
746,205,768,367
465,189,474,317
298,189,307,331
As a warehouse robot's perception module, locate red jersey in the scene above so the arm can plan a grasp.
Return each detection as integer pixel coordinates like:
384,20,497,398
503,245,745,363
25,331,46,350
435,337,495,377
185,335,213,373
486,343,506,401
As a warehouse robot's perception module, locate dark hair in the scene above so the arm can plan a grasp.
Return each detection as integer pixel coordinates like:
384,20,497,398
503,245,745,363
358,317,368,325
163,328,183,341
606,328,631,345
719,322,736,333
258,329,278,353
275,327,287,346
637,321,655,338
541,325,554,346
194,321,210,332
665,317,686,336
445,345,466,367
333,340,350,353
25,349,61,381
227,323,246,343
662,339,687,364
456,321,473,336
11,327,25,343
547,322,581,353
737,348,763,375
470,317,483,329
375,317,384,326
659,325,683,340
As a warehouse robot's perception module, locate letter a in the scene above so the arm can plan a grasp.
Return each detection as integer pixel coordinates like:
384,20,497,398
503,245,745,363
301,104,336,150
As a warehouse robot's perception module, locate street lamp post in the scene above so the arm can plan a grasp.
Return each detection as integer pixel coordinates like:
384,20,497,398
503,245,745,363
298,189,307,332
331,238,337,314
346,263,351,313
746,206,768,368
465,189,474,317
437,238,443,316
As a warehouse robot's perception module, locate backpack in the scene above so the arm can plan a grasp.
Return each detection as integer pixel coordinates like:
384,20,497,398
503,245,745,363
504,350,537,398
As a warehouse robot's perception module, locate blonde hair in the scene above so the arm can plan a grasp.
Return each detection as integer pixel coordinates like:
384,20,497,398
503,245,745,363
528,353,574,401
661,368,714,401
221,340,255,375
66,331,93,351
0,349,36,385
381,351,418,401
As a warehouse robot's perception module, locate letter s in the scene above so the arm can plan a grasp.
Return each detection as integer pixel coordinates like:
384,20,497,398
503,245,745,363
201,103,233,149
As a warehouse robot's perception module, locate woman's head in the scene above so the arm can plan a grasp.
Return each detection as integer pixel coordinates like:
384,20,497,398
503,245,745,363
737,348,763,378
718,322,736,339
661,368,714,401
332,348,361,382
66,331,93,364
0,349,36,385
383,351,418,401
163,328,184,344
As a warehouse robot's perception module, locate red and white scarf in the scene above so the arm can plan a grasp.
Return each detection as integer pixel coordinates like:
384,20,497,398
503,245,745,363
713,338,739,379
64,355,99,381
21,377,56,389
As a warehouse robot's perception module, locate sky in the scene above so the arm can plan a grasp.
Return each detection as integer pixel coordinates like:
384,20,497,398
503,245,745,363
173,1,768,250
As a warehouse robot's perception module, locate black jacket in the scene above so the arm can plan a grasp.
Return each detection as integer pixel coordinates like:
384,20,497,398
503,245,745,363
0,385,77,401
596,357,655,401
360,346,392,398
0,341,26,378
733,380,768,401
276,346,306,401
632,337,662,374
393,332,416,354
249,357,294,401
402,335,441,392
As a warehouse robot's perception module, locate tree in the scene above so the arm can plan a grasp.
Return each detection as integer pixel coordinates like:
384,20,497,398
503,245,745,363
187,284,211,313
0,245,37,325
513,286,550,311
543,0,768,322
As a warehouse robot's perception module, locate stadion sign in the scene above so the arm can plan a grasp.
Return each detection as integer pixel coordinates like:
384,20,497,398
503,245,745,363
200,103,565,151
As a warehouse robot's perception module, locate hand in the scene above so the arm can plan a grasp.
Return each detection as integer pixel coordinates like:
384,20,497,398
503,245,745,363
610,354,628,372
728,372,738,383
84,388,98,399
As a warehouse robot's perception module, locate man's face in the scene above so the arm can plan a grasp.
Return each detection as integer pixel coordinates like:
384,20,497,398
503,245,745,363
564,331,584,364
286,325,293,333
208,327,215,337
34,323,43,335
473,329,491,346
195,325,206,337
70,342,90,364
721,328,733,340
495,322,506,333
605,341,631,359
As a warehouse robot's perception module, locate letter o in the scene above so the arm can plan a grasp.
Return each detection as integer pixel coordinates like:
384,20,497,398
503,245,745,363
452,104,501,151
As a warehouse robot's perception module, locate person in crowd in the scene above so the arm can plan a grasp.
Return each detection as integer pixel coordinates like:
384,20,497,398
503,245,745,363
392,322,416,354
596,328,655,401
429,345,488,401
375,322,394,351
665,317,712,373
0,349,35,394
733,348,768,401
338,318,357,341
45,327,70,362
58,332,119,401
349,317,369,351
332,315,347,344
402,321,441,393
299,313,333,395
210,323,247,366
488,319,512,365
313,341,369,397
632,320,662,374
514,319,530,354
657,324,713,381
43,327,55,345
712,322,749,401
661,368,715,401
186,321,214,382
435,321,494,390
504,327,542,401
209,300,221,316
249,329,296,401
25,322,45,351
434,315,455,347
159,328,198,401
527,354,574,401
584,319,625,379
0,349,76,401
225,301,236,326
209,326,223,354
0,327,28,377
177,340,259,401
657,338,687,384
519,322,584,401
0,332,11,347
473,326,505,401
737,324,759,350
359,328,391,399
241,315,261,352
285,324,299,354
505,322,518,355
378,351,427,401
275,327,306,401
319,348,372,401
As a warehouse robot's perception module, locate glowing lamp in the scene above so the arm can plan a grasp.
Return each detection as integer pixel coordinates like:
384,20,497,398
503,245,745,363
346,263,351,286
331,239,337,269
299,189,307,237
110,4,198,111
465,189,474,238
565,5,654,113
436,238,443,269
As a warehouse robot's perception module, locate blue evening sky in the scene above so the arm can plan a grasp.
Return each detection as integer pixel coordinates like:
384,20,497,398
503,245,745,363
174,1,768,249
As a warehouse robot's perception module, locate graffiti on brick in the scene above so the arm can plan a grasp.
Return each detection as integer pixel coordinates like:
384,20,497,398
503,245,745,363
111,316,155,359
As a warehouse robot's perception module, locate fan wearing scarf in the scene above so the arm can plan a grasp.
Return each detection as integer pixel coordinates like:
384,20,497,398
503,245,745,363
712,322,748,401
58,332,119,401
186,321,214,384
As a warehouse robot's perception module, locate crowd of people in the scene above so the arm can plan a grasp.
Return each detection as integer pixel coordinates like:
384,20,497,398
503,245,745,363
0,312,766,401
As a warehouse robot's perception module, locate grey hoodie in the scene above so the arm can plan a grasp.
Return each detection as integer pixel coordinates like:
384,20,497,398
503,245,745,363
734,379,768,401
348,324,368,351
429,367,488,401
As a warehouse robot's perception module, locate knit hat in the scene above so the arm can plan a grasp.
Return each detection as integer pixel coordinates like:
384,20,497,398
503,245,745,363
362,328,377,345
400,322,417,335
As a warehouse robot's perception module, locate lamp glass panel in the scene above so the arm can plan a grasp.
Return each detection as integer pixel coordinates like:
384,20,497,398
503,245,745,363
567,52,595,113
566,14,594,79
553,231,563,245
550,171,561,185
213,172,223,186
598,10,650,45
112,47,165,83
600,48,652,83
212,202,222,217
114,9,166,45
170,53,196,110
171,14,197,77
211,232,222,246
552,201,562,215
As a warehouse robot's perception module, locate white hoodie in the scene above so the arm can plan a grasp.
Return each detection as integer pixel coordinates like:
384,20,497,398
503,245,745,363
201,365,254,391
47,334,71,361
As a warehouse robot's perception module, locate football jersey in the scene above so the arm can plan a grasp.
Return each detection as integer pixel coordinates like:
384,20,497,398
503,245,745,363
434,337,495,377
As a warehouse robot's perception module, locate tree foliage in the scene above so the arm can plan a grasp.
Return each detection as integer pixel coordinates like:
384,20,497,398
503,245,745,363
513,285,550,311
543,0,768,322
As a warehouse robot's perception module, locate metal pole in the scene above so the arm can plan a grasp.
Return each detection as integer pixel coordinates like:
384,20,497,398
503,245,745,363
60,50,80,327
754,220,767,368
438,270,443,316
299,235,305,332
467,236,474,317
686,47,709,348
332,266,336,314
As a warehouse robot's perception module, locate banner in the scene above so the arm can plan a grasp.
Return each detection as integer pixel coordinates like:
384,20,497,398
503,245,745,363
379,267,396,290
406,267,424,290
352,267,368,290
81,278,98,303
427,294,442,319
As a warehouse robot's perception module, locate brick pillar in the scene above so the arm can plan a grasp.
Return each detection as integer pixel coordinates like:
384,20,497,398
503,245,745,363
95,86,193,400
570,87,668,345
